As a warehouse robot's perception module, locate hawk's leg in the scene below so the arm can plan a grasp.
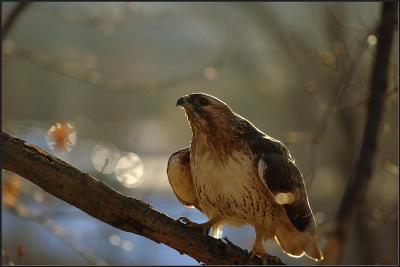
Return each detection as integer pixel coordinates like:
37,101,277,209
178,216,221,236
247,230,280,265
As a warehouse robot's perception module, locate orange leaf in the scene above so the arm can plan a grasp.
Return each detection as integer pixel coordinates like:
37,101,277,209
3,175,22,207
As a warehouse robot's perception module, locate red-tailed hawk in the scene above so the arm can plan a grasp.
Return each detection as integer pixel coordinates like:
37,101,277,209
167,93,323,263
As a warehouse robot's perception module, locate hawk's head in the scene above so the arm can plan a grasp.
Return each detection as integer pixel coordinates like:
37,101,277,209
176,93,259,156
176,93,231,112
176,93,236,131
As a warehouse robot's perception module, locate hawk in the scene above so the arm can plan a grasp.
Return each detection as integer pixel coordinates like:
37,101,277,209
167,93,323,263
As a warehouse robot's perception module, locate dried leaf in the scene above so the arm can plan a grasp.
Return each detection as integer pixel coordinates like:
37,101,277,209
3,175,22,207
46,121,77,152
319,52,336,67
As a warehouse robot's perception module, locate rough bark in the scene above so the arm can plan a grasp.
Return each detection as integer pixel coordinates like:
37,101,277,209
1,130,283,265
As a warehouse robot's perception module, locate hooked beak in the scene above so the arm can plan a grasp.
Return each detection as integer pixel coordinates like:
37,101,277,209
176,95,191,107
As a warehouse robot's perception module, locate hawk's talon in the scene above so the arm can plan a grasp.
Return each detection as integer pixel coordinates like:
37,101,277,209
178,218,212,235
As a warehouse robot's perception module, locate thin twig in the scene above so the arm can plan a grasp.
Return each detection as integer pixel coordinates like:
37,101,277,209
307,25,372,185
6,200,109,265
3,44,229,95
319,86,398,113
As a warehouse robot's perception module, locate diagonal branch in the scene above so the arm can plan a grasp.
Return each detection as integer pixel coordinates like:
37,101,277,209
1,130,283,265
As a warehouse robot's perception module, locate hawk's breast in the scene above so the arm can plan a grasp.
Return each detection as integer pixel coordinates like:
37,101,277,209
190,145,278,227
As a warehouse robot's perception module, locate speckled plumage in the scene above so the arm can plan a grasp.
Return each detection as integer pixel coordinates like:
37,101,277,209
167,93,323,261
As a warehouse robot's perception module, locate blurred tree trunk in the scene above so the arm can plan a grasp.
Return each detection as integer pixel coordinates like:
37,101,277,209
324,2,397,264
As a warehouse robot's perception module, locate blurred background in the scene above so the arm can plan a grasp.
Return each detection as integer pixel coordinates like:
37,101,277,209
2,2,398,265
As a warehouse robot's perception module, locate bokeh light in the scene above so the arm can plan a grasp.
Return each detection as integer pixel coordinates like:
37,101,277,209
109,235,121,246
367,34,378,46
121,240,134,252
203,67,218,80
91,143,121,174
33,191,45,203
114,152,144,188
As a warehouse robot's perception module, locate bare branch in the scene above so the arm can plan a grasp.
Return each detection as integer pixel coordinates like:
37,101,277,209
1,130,283,265
319,86,398,113
3,43,229,95
2,1,31,41
307,28,371,185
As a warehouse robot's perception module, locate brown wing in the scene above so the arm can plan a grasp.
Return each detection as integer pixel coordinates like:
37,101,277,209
167,147,200,210
257,152,317,235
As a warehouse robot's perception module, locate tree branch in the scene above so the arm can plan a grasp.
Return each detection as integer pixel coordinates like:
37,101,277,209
2,1,31,41
3,42,229,95
307,29,370,185
324,2,397,264
1,130,283,265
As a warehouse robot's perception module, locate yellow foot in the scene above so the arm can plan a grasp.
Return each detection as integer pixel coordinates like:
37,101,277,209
177,217,211,235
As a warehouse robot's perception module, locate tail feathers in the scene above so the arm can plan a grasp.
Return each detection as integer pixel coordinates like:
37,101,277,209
275,213,324,261
211,223,224,239
298,231,324,261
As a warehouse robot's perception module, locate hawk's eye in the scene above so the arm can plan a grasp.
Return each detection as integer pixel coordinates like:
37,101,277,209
198,98,209,107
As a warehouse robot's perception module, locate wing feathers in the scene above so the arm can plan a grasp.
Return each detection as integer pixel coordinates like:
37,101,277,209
167,147,199,209
257,153,317,235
